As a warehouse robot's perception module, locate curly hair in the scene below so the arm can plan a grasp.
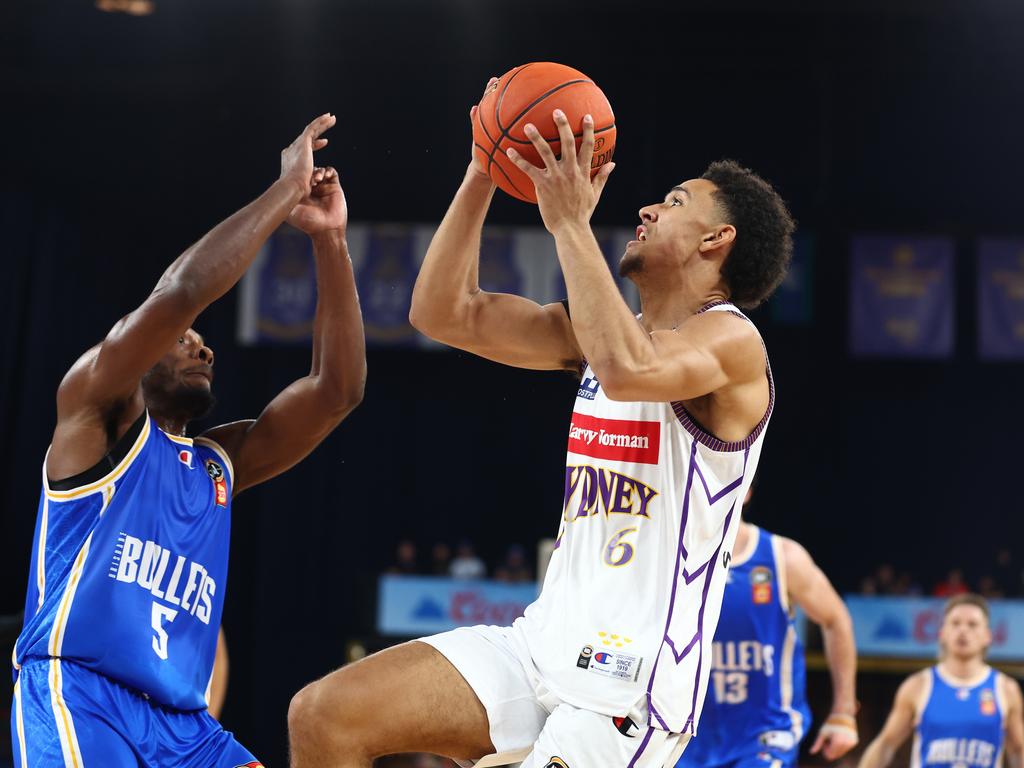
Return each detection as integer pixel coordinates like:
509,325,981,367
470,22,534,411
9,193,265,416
701,160,795,309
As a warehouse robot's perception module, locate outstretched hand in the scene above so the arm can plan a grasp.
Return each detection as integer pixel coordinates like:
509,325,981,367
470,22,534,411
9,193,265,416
505,109,615,234
288,167,347,236
280,113,336,195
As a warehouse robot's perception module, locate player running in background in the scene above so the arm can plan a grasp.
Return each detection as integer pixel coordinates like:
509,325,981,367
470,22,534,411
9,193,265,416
858,595,1024,768
287,90,794,768
677,485,858,768
10,114,366,767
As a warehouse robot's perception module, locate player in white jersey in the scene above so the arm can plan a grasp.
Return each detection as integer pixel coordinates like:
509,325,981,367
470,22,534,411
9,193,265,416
288,94,794,768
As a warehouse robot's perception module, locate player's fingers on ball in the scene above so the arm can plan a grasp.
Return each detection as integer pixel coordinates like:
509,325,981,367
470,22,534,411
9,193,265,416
470,105,478,121
313,138,328,151
505,147,543,180
593,161,615,197
577,114,595,172
551,109,576,164
523,123,558,169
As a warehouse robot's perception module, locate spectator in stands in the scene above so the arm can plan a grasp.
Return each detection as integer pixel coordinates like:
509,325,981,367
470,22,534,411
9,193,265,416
494,544,534,583
429,541,452,576
387,539,420,575
994,548,1021,597
449,539,486,580
893,571,922,596
977,575,1004,599
932,568,969,597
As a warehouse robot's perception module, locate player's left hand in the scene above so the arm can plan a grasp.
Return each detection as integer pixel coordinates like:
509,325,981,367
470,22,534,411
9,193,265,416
287,166,348,236
809,716,859,761
505,109,615,235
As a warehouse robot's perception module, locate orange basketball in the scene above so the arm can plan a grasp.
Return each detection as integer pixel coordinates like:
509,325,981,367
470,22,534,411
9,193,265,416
473,62,616,204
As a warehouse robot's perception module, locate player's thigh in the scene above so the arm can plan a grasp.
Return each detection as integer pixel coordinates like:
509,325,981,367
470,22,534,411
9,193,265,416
520,703,687,768
14,661,139,767
292,639,495,760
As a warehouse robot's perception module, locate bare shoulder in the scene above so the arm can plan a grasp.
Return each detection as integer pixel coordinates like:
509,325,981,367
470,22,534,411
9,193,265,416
199,420,255,464
896,669,930,706
999,672,1024,706
48,343,145,480
674,309,765,381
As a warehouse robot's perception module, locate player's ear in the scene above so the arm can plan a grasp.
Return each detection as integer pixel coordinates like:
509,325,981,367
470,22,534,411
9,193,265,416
698,224,735,255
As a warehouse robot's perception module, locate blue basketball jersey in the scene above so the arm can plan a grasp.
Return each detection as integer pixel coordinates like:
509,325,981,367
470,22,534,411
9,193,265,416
13,411,233,711
913,666,1005,768
678,526,811,768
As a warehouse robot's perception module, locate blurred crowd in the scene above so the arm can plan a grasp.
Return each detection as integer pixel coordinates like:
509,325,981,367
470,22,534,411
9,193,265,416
386,539,535,583
859,548,1022,598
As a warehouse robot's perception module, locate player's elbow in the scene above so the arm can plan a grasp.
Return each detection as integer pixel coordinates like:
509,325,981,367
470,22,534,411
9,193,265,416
317,368,366,421
591,359,650,401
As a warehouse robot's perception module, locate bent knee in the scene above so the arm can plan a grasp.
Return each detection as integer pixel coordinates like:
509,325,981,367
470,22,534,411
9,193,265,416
288,679,363,749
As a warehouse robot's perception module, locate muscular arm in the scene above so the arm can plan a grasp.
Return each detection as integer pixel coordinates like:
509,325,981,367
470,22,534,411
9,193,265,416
409,164,581,372
1002,674,1024,768
49,115,336,480
858,674,925,768
203,226,365,495
783,537,858,759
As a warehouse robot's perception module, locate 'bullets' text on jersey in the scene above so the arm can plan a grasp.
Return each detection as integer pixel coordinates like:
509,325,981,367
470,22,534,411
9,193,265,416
13,411,233,711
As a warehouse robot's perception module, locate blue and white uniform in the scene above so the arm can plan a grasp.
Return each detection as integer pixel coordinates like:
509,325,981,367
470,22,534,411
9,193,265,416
11,411,261,767
912,666,1005,768
676,526,810,768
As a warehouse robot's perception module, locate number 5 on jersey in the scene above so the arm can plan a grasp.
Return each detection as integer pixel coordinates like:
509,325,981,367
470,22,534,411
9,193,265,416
151,602,178,660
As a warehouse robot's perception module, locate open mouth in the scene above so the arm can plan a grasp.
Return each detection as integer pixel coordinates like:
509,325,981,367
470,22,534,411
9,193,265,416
636,225,648,242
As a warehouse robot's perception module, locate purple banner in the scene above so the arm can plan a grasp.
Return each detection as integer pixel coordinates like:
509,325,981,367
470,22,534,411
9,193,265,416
478,230,522,295
358,226,419,347
237,227,317,345
978,239,1024,360
849,236,954,358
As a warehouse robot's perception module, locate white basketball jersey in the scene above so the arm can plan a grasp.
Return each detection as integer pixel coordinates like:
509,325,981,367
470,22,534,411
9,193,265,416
515,301,774,736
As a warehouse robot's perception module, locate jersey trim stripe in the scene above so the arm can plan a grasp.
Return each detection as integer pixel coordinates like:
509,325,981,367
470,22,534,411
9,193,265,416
163,432,194,446
194,436,235,487
43,416,151,501
771,535,790,614
36,497,49,611
626,726,655,768
779,624,804,740
914,670,934,726
14,677,28,767
46,486,111,658
49,658,84,768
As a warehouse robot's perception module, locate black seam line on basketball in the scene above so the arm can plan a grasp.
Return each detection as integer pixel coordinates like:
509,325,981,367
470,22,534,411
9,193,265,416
486,150,533,201
488,64,532,177
487,79,593,168
505,123,616,145
477,100,498,146
479,63,530,145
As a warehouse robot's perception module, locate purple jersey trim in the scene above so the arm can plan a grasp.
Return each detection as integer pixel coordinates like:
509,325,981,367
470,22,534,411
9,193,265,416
645,445,749,734
626,726,656,768
672,305,775,453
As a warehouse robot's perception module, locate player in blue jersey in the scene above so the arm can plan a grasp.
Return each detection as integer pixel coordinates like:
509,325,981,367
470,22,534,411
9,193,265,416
677,488,859,768
858,594,1024,768
10,113,366,767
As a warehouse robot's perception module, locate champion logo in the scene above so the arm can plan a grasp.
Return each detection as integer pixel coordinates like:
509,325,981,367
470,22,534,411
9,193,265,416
178,450,193,468
567,414,661,465
594,652,612,664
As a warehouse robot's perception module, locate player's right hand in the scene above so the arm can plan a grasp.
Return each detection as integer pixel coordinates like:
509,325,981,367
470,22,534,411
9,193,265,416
468,78,499,179
281,113,336,194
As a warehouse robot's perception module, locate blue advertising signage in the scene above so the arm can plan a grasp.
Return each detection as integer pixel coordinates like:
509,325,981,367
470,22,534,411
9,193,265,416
846,596,1024,661
378,575,538,637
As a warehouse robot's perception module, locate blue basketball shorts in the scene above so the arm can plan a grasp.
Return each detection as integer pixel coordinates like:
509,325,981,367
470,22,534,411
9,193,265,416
11,658,262,768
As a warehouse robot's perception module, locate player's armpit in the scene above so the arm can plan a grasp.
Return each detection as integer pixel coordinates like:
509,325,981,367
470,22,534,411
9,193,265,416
1001,675,1024,768
858,673,925,768
413,293,582,372
594,311,765,403
201,375,360,496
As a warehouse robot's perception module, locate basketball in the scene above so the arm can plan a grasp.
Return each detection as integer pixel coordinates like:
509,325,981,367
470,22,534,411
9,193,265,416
473,62,617,203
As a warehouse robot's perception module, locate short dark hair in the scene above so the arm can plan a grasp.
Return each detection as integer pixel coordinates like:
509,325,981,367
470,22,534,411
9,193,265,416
701,160,795,309
943,593,990,622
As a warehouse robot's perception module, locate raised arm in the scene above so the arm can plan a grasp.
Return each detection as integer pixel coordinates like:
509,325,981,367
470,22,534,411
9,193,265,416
408,100,582,372
201,167,365,495
505,110,764,402
783,537,859,760
49,114,337,481
857,673,925,768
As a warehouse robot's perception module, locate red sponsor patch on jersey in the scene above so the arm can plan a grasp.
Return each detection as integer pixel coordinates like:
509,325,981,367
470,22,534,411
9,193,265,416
980,689,996,716
567,414,660,465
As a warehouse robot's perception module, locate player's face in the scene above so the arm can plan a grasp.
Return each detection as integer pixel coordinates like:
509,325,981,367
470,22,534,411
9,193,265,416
621,178,724,279
141,329,216,421
939,604,992,661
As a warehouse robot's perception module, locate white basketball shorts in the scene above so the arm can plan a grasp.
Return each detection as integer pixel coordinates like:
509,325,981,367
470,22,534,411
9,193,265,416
420,623,689,768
